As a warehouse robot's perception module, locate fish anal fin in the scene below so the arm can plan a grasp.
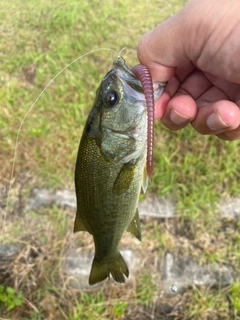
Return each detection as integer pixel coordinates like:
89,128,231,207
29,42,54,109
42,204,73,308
89,252,129,285
126,208,141,241
113,164,135,194
73,213,88,233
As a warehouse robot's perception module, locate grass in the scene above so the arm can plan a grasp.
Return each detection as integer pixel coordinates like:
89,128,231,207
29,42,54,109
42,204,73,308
0,0,240,319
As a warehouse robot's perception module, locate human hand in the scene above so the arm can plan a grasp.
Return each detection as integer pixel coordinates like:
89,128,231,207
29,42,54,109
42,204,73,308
137,0,240,140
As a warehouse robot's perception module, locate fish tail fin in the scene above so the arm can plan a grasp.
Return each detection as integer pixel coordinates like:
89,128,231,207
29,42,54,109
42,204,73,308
109,252,129,283
89,252,129,285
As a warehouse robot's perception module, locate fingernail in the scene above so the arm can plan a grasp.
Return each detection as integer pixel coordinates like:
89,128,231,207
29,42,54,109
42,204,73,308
170,109,190,125
206,112,228,131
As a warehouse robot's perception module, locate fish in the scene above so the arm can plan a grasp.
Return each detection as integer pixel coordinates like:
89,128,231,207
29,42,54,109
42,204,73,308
74,57,166,285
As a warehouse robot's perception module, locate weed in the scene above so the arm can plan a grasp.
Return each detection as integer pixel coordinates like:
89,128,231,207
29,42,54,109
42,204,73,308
136,272,157,307
0,285,24,312
230,282,240,316
112,300,127,318
69,292,106,320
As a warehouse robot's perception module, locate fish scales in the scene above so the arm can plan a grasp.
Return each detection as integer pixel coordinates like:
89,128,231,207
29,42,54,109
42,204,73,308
76,132,143,253
74,58,166,285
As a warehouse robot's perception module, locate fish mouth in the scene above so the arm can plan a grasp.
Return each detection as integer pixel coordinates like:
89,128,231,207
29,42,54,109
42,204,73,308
112,58,167,100
113,58,144,93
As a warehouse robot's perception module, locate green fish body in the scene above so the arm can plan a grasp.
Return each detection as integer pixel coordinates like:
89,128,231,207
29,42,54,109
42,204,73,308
74,58,164,285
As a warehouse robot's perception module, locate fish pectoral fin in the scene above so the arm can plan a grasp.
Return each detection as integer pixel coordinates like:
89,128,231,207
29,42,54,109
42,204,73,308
73,213,88,233
126,208,141,241
141,165,149,194
113,164,135,194
89,252,129,285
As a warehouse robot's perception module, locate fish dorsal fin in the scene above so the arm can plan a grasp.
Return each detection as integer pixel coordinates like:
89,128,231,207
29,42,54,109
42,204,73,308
113,164,135,194
126,208,141,241
141,165,149,194
73,213,88,233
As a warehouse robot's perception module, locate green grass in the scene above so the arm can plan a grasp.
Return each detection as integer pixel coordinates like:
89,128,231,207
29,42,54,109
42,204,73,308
1,0,240,319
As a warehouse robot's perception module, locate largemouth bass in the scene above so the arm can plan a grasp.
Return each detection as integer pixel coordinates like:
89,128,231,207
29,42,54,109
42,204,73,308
74,58,166,285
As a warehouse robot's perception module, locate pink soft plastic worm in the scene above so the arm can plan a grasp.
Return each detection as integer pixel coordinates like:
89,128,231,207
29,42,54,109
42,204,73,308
132,64,155,178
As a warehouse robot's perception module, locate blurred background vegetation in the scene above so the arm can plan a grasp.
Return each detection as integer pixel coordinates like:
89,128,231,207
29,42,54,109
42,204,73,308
0,0,239,319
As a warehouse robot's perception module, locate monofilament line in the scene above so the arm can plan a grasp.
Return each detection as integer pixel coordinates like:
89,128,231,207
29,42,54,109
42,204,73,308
1,47,119,238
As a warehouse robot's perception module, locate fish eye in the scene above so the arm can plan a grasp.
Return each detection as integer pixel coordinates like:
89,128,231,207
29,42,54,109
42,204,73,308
105,90,119,108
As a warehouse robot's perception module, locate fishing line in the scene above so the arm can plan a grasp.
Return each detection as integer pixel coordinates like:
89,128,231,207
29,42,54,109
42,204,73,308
117,47,126,58
1,47,122,238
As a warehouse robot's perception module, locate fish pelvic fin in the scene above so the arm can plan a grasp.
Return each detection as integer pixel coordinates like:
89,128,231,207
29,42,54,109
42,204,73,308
73,213,88,233
141,165,149,194
89,252,129,285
